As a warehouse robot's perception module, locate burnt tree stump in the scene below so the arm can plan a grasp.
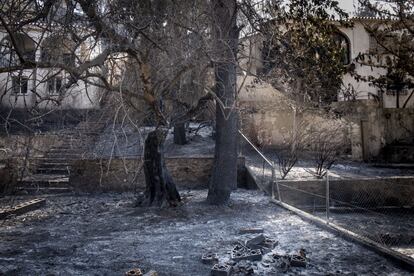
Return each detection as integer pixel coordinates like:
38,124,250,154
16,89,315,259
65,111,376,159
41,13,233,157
142,129,181,207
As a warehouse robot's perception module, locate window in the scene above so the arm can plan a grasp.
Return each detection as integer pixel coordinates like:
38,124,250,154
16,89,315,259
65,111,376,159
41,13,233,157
23,50,36,62
333,32,351,65
386,89,408,96
0,34,36,66
40,48,50,63
62,53,75,67
0,38,14,67
47,76,63,95
386,81,408,96
40,36,76,66
12,76,29,95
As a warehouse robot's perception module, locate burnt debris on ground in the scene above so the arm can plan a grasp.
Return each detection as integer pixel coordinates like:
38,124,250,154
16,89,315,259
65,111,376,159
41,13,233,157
204,230,309,275
0,190,411,275
0,198,46,219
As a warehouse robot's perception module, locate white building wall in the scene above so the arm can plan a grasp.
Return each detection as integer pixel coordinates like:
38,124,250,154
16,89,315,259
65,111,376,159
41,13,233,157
0,28,102,110
338,22,414,108
241,20,414,108
339,23,381,100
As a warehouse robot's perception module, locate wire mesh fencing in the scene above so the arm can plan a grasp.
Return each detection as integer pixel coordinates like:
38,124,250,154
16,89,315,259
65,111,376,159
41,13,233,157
325,177,414,257
239,130,414,263
273,173,414,261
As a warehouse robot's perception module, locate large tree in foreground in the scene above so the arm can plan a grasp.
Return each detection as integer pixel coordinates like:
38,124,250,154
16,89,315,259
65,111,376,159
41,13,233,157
207,0,239,205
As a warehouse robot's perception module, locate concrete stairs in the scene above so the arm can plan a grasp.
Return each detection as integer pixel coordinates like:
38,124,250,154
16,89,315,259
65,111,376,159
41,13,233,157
16,121,106,194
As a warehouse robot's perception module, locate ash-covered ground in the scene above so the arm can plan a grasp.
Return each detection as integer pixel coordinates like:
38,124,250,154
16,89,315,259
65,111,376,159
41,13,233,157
0,190,410,275
316,210,414,259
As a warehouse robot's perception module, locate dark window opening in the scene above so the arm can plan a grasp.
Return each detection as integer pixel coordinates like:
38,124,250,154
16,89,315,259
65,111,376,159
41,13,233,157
62,53,75,67
12,76,29,94
41,49,50,63
0,34,36,66
333,32,351,65
24,50,36,62
40,36,76,67
47,76,64,95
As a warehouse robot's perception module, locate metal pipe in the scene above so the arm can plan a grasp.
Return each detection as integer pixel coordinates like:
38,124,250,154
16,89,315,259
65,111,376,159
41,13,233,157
238,130,273,167
271,162,275,199
326,170,330,221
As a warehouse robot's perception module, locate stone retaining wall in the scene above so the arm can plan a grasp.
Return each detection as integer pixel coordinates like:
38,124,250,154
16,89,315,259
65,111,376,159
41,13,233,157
0,133,64,173
70,156,246,192
0,134,63,160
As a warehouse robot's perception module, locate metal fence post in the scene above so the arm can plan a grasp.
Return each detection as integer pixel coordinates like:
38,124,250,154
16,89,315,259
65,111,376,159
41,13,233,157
271,162,282,202
276,176,281,202
271,162,275,199
326,170,330,222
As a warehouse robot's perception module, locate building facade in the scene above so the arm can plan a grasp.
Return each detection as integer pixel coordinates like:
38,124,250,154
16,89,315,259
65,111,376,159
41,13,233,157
241,17,414,109
0,1,103,112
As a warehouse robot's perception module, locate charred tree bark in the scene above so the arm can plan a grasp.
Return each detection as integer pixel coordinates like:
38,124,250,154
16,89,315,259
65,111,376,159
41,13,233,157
207,0,239,205
142,129,181,207
173,123,187,145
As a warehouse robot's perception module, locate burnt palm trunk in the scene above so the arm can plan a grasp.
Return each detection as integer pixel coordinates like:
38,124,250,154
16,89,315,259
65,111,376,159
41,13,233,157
142,129,181,207
207,0,239,205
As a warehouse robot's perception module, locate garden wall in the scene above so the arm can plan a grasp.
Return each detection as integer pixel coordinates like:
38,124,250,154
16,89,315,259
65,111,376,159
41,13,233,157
70,156,247,192
0,133,63,159
334,101,414,162
238,76,351,152
0,133,64,172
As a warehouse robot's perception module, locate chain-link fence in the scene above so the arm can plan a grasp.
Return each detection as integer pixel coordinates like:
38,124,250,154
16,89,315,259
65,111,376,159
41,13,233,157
239,130,414,266
274,174,414,261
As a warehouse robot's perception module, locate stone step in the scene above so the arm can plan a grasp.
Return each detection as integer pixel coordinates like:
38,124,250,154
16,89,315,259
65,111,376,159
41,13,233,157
18,182,70,188
20,173,68,182
42,158,82,163
36,167,70,175
34,157,78,162
37,162,71,167
45,152,83,158
14,187,72,195
19,175,69,188
49,143,89,148
47,148,86,153
36,163,70,169
67,131,101,135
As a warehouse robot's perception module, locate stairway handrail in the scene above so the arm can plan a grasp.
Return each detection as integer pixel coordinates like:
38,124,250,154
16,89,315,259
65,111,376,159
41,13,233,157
238,130,274,169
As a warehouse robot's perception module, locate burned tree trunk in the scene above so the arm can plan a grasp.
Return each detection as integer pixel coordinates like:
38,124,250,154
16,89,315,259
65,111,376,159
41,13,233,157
207,0,239,205
142,129,181,207
173,123,187,145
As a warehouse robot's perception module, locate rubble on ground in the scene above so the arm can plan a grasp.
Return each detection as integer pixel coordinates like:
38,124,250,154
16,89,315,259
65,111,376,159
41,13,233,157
0,198,46,219
205,229,308,275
